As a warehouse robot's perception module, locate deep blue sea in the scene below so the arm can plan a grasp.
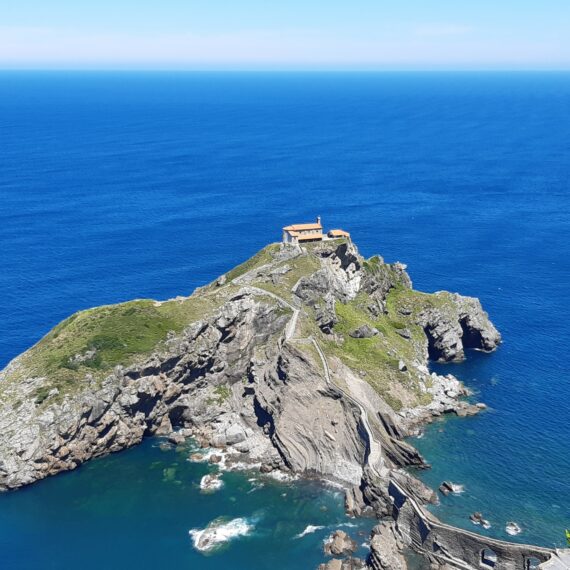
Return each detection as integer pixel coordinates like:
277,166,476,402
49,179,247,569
1,72,569,566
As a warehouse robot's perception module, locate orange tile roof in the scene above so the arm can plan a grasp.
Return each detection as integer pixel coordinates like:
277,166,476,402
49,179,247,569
328,229,350,237
297,232,324,241
283,223,322,232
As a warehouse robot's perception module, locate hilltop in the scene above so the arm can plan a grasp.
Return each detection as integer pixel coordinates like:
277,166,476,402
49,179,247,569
0,237,499,493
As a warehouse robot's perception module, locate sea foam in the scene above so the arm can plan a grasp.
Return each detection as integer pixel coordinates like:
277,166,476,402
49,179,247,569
189,517,253,552
294,525,325,539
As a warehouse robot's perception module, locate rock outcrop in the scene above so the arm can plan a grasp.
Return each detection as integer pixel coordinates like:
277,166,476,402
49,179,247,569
0,237,501,502
367,522,408,570
324,530,358,557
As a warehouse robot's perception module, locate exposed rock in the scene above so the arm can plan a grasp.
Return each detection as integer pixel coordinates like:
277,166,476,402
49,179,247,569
315,293,339,334
167,432,185,445
0,237,500,505
200,473,223,492
367,522,408,570
318,560,343,570
349,325,379,339
469,512,490,528
506,521,522,536
417,294,501,362
324,530,358,556
225,424,246,445
345,484,366,517
318,559,366,570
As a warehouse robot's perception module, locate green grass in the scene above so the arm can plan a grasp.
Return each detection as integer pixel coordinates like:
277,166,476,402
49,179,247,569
224,243,281,283
386,287,457,320
362,255,382,273
5,294,223,396
251,254,320,302
214,384,231,404
316,293,432,411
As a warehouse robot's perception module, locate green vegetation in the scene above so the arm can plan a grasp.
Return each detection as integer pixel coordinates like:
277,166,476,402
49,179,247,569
251,254,320,302
386,287,456,320
5,294,223,397
315,292,431,410
362,255,382,273
2,238,443,414
224,243,281,283
213,384,231,404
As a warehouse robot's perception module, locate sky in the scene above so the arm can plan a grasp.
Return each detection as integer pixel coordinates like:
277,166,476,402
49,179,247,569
2,0,569,70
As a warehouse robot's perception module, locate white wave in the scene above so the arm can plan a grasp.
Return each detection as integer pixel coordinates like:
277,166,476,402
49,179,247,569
223,460,261,472
451,483,465,494
294,525,325,539
340,522,358,528
200,474,223,492
189,517,253,552
247,480,265,494
265,470,298,482
506,522,522,536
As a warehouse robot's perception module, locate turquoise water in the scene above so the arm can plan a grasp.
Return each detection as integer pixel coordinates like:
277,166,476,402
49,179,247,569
1,72,569,559
0,438,374,569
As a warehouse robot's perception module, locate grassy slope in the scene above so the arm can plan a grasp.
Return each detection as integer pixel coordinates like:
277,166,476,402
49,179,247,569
3,293,226,402
316,291,431,411
2,241,454,412
1,243,287,404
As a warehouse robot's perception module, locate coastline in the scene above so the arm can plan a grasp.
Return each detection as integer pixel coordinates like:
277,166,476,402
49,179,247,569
1,238,566,570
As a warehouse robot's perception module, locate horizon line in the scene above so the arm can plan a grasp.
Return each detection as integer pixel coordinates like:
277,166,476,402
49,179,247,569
1,67,570,73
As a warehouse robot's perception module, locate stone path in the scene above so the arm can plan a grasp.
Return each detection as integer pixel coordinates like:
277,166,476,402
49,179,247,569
245,284,385,476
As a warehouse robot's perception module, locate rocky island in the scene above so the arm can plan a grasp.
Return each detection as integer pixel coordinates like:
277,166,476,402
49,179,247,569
0,236,566,570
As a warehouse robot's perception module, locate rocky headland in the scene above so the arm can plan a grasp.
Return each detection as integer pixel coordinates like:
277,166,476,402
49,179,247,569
0,238,512,568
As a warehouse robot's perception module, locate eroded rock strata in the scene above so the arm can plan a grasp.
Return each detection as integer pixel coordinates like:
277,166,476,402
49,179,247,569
0,238,503,567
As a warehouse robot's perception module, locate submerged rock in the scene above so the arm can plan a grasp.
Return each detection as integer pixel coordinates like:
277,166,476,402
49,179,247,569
189,517,253,552
199,473,223,492
506,521,522,536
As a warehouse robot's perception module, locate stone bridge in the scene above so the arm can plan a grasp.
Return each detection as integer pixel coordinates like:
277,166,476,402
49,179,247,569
389,479,570,570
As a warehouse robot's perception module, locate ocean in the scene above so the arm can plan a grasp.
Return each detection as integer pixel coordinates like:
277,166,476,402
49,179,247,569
0,72,569,565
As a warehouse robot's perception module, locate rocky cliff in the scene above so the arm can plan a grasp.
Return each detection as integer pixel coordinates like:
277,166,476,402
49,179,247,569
0,238,500,501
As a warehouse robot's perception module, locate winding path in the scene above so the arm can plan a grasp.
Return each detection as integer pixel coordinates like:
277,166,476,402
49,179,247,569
309,336,386,478
244,284,385,477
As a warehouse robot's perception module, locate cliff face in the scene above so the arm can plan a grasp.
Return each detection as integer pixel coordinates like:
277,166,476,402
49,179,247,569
0,238,500,491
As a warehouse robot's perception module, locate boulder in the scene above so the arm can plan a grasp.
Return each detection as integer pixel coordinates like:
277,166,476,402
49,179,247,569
324,530,357,556
349,325,379,339
367,523,407,570
167,432,185,445
315,293,339,334
225,424,246,445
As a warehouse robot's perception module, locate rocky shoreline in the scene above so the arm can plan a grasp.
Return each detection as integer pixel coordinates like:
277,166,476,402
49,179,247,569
0,238,507,569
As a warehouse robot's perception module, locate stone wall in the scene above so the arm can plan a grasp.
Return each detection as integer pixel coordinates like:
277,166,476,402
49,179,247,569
388,479,561,570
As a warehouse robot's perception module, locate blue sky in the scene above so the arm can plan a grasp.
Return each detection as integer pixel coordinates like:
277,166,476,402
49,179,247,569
2,0,569,70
